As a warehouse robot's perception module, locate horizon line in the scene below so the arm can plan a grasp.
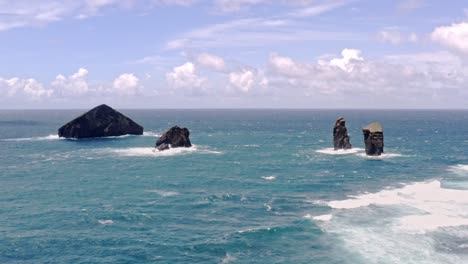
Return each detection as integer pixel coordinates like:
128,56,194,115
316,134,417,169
1,108,468,111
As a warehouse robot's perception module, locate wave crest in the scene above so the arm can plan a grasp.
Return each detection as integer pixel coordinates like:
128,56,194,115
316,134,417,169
102,145,222,157
316,148,363,155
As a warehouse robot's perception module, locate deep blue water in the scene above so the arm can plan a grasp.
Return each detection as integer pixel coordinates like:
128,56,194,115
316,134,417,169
1,109,467,263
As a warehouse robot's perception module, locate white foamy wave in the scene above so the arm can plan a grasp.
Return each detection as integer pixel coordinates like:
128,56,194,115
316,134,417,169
314,214,333,221
144,190,179,197
316,148,363,155
2,134,59,141
142,131,160,137
220,253,236,264
102,145,222,157
356,152,406,159
317,180,468,263
98,220,114,225
327,180,468,231
262,176,276,180
237,227,271,234
304,214,333,221
449,164,468,174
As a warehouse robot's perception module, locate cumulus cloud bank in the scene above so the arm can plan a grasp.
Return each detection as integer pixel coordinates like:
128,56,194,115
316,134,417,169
113,73,140,95
431,22,468,55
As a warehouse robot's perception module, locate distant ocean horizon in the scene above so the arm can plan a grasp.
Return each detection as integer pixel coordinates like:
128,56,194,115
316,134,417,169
1,108,468,110
1,109,467,263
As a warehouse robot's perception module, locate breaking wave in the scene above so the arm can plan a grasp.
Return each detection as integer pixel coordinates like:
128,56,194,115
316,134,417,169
2,134,60,141
101,145,222,157
2,131,160,142
142,131,160,137
356,152,406,159
98,220,114,225
314,178,468,263
304,214,333,221
449,164,468,174
327,180,468,231
144,190,179,197
316,148,363,155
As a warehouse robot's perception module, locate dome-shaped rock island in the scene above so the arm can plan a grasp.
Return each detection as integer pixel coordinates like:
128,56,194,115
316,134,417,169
155,126,192,151
58,104,143,139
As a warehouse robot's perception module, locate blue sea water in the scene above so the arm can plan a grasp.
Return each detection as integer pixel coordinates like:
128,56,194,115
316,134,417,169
0,109,467,264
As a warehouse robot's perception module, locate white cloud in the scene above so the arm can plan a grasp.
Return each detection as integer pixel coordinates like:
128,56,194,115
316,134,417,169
0,77,52,100
85,0,118,11
154,0,196,7
166,17,355,50
166,62,206,89
165,39,189,50
113,73,139,95
327,48,364,72
267,48,468,99
397,0,424,12
23,79,53,99
269,54,308,77
378,30,403,44
409,33,418,42
378,29,418,44
0,0,196,31
214,0,266,12
228,69,268,93
431,22,468,55
196,53,226,71
52,68,89,95
288,1,349,17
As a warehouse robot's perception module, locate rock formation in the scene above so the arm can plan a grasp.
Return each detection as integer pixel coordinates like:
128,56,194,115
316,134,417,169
58,104,143,139
362,122,384,156
155,126,192,151
333,117,352,150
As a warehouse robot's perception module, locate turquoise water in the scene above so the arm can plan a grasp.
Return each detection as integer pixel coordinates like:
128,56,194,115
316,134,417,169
1,110,467,263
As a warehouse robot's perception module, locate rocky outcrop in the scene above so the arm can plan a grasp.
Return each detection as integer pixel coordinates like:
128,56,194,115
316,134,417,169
58,104,143,139
362,122,384,156
155,126,192,151
333,117,352,150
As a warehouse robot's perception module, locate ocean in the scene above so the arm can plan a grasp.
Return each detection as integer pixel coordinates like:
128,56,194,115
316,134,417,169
0,109,467,263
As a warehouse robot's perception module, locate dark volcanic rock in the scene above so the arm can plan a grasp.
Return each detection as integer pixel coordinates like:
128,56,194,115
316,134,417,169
362,122,384,156
58,104,143,139
333,117,352,150
155,126,192,151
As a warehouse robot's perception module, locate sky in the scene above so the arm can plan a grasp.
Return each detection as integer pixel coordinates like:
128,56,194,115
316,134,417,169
0,0,468,109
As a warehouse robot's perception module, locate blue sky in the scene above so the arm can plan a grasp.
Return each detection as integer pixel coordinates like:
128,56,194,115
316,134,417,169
0,0,467,109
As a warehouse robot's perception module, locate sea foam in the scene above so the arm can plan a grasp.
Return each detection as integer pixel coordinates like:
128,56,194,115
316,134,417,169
98,220,114,225
356,152,406,159
449,164,468,174
103,145,222,157
2,134,59,141
304,214,333,221
142,131,160,137
144,190,179,197
327,180,468,232
316,148,363,155
316,180,468,263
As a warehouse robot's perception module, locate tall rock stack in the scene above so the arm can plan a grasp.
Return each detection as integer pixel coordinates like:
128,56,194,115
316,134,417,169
362,122,384,156
333,117,352,150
